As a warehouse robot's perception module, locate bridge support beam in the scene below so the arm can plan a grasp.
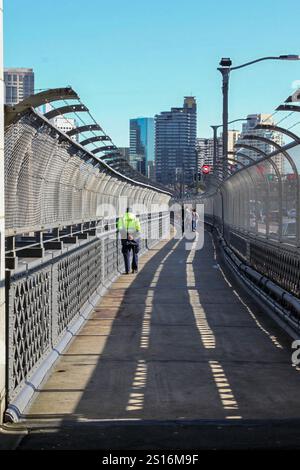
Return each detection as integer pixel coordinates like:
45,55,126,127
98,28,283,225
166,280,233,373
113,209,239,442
0,0,5,423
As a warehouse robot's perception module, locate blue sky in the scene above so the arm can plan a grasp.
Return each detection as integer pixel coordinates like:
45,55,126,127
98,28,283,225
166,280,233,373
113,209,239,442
4,0,300,146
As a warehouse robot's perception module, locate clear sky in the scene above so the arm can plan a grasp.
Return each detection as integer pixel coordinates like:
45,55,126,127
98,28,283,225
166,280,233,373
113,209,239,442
4,0,300,146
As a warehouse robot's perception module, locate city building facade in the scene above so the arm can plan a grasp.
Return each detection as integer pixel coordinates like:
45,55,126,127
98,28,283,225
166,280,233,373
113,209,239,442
155,97,197,185
118,147,130,163
51,115,77,141
129,117,155,177
197,130,240,171
196,137,217,168
4,67,34,105
42,103,78,141
236,114,284,174
227,129,241,154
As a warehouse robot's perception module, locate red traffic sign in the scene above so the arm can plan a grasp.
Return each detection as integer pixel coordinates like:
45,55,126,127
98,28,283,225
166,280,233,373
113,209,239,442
201,165,211,174
287,173,297,181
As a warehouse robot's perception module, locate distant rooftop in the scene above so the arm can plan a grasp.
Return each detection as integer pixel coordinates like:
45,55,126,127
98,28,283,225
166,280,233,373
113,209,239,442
4,67,33,72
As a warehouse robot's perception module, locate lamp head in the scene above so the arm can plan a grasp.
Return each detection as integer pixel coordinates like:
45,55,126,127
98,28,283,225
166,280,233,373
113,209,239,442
219,57,232,67
279,55,300,60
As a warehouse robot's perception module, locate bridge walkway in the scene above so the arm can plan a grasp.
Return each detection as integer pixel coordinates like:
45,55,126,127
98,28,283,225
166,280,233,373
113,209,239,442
16,232,300,448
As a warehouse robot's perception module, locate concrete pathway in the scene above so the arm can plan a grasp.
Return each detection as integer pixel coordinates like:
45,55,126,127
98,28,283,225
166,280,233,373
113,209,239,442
15,232,300,448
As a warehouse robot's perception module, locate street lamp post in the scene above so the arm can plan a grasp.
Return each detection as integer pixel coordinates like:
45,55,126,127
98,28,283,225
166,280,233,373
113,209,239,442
218,55,300,179
179,163,185,199
211,125,219,171
210,118,249,172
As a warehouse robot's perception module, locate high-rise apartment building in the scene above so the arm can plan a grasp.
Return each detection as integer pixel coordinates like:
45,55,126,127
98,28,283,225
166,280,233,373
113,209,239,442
4,68,34,105
236,114,284,174
155,97,197,185
129,118,155,177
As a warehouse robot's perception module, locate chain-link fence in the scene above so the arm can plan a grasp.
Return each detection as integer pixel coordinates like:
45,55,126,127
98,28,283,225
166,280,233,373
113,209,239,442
4,107,171,409
199,139,300,319
5,109,171,236
6,212,170,403
202,142,300,246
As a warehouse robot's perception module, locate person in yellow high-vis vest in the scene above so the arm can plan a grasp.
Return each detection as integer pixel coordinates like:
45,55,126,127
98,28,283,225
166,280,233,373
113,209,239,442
117,207,141,274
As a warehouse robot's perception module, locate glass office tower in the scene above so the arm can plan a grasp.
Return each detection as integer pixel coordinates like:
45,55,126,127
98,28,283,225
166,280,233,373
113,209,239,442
130,117,155,178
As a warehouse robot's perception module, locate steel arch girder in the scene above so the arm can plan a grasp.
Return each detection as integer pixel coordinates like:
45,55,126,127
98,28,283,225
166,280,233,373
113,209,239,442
80,135,110,146
276,104,300,112
44,104,88,120
91,146,116,154
254,124,300,144
67,124,102,137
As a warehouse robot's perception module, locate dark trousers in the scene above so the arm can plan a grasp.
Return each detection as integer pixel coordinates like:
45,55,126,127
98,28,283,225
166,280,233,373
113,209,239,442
192,220,197,231
121,239,140,273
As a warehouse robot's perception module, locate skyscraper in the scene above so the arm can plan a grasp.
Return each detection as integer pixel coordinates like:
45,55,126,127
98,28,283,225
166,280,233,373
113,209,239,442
155,97,197,185
129,118,155,177
4,68,34,105
236,114,284,174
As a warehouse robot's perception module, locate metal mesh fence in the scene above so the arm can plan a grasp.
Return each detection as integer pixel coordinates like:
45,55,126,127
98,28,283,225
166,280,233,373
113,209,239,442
8,265,52,398
200,140,300,301
5,107,172,404
202,143,300,246
5,110,171,236
6,212,170,402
